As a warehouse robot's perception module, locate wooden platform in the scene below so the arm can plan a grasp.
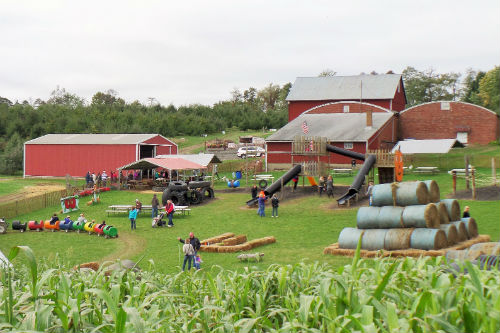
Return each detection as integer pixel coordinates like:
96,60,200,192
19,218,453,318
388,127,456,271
323,235,491,258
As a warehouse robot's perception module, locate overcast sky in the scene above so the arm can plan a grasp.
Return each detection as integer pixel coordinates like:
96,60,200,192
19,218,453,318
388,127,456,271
1,0,499,106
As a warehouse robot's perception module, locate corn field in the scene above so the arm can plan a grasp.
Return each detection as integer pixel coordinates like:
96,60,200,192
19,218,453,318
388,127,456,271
1,246,499,332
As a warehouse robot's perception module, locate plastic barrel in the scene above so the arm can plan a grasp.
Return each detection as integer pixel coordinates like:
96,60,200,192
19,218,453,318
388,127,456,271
440,199,460,221
394,181,429,206
356,207,381,229
44,220,60,231
361,229,389,250
103,225,118,238
461,217,478,238
73,221,85,231
451,221,467,241
410,228,447,250
423,180,440,203
384,228,414,250
402,203,439,228
371,183,394,206
439,224,458,246
338,227,364,249
377,206,404,228
94,223,106,235
59,220,73,231
84,222,95,233
12,220,27,232
28,220,44,231
235,171,242,179
437,202,450,225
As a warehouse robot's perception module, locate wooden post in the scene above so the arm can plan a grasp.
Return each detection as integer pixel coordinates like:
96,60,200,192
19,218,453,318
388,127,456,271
280,177,284,200
493,158,497,185
472,167,476,200
452,171,457,195
465,156,470,190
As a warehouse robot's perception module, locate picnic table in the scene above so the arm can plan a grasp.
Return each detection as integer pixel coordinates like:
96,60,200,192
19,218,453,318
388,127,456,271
414,166,439,174
107,204,191,216
332,168,353,176
448,168,467,175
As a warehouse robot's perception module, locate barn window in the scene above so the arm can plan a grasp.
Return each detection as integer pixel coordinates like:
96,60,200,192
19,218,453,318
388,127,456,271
344,142,353,149
441,102,450,110
343,105,349,113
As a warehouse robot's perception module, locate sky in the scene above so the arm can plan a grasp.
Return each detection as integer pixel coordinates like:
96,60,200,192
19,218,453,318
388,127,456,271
1,0,499,106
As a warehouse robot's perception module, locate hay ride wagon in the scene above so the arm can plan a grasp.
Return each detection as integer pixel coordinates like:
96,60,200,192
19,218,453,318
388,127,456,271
162,181,214,206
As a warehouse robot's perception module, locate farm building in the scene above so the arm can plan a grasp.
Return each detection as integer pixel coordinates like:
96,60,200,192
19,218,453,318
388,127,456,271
286,74,406,122
24,134,177,177
266,102,397,170
399,101,500,145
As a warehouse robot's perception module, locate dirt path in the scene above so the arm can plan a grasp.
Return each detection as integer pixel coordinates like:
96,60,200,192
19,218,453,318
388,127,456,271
0,184,66,204
180,142,206,154
100,232,147,263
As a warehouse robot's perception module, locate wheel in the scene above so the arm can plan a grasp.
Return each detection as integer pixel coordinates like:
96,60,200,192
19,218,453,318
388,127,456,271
167,182,188,191
258,179,268,189
170,191,187,206
188,181,211,189
189,190,204,204
161,188,172,206
203,187,215,199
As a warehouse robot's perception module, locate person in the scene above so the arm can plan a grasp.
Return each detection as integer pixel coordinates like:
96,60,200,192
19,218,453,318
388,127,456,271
271,193,279,218
151,194,159,218
135,199,142,213
194,255,203,270
165,199,175,227
49,213,59,225
258,192,267,217
292,175,299,191
213,164,220,180
77,213,87,224
463,206,470,218
318,176,325,196
182,238,195,271
365,181,374,206
92,172,97,186
63,215,72,224
251,185,258,200
178,232,201,269
96,172,102,188
101,171,108,187
129,208,138,230
326,175,334,198
85,171,91,187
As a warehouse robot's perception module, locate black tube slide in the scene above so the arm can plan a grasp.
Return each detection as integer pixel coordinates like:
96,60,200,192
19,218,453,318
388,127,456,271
337,154,376,205
246,164,302,206
325,144,365,161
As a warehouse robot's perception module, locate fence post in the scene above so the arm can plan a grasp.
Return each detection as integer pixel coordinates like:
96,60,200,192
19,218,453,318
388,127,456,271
452,171,457,195
493,158,497,185
472,167,476,200
465,156,470,190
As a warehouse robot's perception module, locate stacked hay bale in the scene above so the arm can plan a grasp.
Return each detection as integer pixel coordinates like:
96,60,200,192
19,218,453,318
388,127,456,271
338,180,478,252
199,233,276,253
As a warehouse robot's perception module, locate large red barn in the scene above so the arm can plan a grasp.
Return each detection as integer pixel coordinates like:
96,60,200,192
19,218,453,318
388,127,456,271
24,134,177,177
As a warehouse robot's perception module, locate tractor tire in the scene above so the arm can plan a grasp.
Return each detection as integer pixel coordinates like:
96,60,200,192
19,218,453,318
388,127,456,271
170,191,187,206
189,190,204,205
258,179,268,189
167,182,188,191
203,187,215,199
188,181,211,189
152,186,166,192
161,189,171,206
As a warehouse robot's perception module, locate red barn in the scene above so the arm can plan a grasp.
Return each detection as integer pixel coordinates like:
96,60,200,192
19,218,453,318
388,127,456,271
24,134,177,177
286,74,406,122
266,102,397,169
399,102,500,145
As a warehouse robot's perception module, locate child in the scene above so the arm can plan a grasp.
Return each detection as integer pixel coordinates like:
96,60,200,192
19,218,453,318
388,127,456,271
271,194,279,217
194,255,203,270
365,181,374,206
182,238,195,271
129,208,138,230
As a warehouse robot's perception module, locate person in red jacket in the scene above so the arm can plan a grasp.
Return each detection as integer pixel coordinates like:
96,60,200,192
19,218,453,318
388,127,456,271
165,199,175,227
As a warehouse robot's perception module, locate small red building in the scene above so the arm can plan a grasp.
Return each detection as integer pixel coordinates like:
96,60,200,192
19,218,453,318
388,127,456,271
286,74,406,122
24,134,177,177
399,102,500,145
266,102,397,169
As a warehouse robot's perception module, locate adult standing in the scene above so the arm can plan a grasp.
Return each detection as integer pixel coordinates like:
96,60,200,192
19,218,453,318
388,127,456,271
85,171,91,187
96,172,102,188
129,208,138,230
213,164,220,180
165,199,175,227
151,194,160,218
92,172,97,186
257,192,267,217
251,185,258,200
326,175,334,198
181,238,195,271
135,199,142,213
101,171,108,187
178,232,201,269
271,194,279,218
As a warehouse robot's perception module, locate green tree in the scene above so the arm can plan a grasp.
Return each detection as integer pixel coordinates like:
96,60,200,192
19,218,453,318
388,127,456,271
47,86,85,108
0,132,24,174
402,67,461,106
478,66,500,113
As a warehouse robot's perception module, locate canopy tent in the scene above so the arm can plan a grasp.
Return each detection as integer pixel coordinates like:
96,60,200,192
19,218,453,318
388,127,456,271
155,153,222,167
118,157,205,171
391,139,464,154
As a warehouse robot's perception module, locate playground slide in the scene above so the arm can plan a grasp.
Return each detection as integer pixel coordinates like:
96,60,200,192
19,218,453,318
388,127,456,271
246,164,302,206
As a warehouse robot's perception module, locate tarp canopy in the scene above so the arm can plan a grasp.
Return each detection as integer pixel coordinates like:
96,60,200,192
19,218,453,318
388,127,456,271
118,158,205,171
392,139,464,154
155,153,222,167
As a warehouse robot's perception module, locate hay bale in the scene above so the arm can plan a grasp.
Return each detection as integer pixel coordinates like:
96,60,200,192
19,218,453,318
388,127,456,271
410,228,447,250
439,224,458,246
361,229,389,250
451,221,467,242
440,199,460,221
437,202,450,225
445,249,483,261
338,227,365,249
423,180,440,203
356,207,381,229
377,206,404,228
201,232,235,245
469,242,500,256
402,203,439,228
395,181,430,206
222,235,247,246
74,262,100,271
371,183,395,206
461,217,478,238
384,228,414,250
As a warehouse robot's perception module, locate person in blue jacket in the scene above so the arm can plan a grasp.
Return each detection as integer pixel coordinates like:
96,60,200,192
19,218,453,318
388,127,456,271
129,208,138,230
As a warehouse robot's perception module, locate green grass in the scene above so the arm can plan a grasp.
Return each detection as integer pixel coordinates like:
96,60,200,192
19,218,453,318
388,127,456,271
0,177,84,197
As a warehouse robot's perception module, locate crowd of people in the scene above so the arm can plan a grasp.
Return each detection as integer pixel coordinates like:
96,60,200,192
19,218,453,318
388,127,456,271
85,170,117,188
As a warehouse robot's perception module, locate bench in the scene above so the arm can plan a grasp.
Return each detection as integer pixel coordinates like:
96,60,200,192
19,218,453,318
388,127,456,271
106,210,129,216
332,169,353,176
414,167,439,174
448,169,467,175
175,208,191,215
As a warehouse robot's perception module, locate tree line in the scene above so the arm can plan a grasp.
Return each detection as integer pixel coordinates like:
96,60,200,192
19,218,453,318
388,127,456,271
0,66,498,174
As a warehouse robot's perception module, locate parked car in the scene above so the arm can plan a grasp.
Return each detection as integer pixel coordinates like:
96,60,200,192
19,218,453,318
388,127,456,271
237,146,265,158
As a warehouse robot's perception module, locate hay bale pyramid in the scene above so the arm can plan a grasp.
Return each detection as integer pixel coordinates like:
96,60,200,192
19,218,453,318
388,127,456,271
325,180,485,257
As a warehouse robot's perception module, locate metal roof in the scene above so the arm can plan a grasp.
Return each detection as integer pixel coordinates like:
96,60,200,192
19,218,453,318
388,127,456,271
391,139,464,154
155,153,222,166
266,113,393,142
286,74,402,101
119,158,205,171
25,134,168,145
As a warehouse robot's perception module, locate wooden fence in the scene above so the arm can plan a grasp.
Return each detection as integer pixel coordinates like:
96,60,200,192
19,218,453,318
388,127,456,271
0,189,69,219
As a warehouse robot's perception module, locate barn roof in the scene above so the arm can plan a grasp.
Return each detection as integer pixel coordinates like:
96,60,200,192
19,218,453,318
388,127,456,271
155,153,222,166
266,113,393,142
392,139,464,154
286,74,402,101
25,134,170,145
119,158,205,171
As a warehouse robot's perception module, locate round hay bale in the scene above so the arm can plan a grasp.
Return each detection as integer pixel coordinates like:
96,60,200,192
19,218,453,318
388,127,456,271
439,224,458,246
384,228,414,250
440,199,460,221
361,229,389,250
402,203,439,228
371,183,394,206
395,181,430,206
450,221,467,242
423,180,440,203
461,217,478,238
445,249,483,261
469,242,500,256
410,228,447,250
356,207,382,229
377,206,404,228
338,228,365,249
437,202,450,225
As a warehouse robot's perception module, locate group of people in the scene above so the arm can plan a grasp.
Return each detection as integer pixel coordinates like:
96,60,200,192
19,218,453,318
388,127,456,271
179,232,202,271
85,171,118,188
128,196,176,230
251,187,280,218
318,175,335,198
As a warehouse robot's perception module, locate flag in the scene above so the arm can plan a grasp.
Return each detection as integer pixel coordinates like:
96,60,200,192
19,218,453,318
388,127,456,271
301,120,309,134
